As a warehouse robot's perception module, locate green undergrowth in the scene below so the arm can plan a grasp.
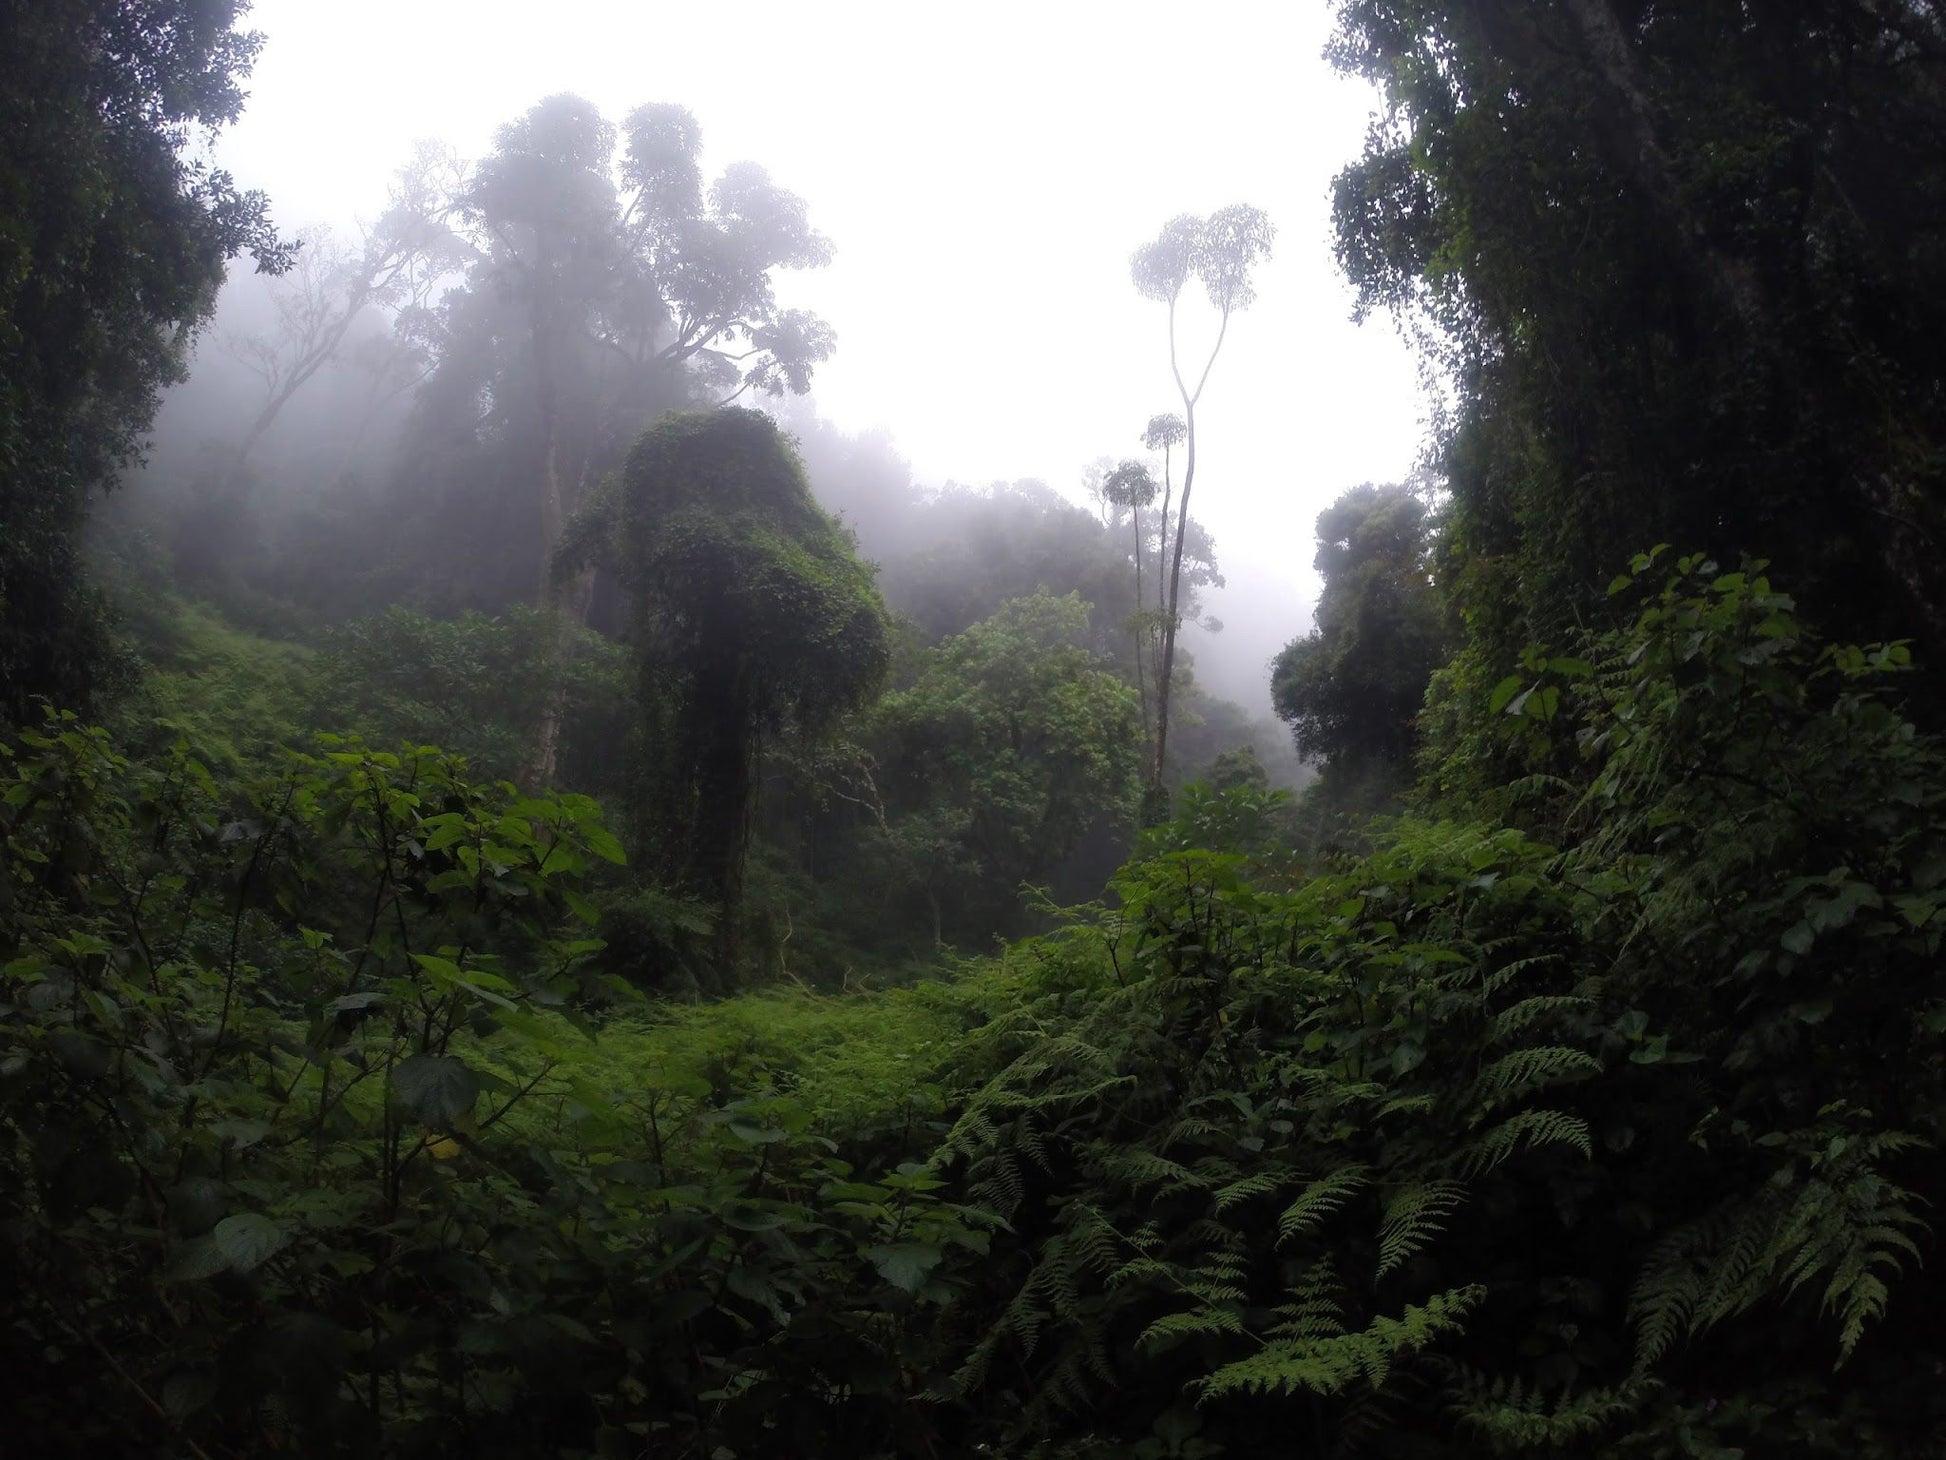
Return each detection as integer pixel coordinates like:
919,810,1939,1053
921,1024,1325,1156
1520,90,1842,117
7,558,1946,1456
110,597,317,773
584,970,1017,1133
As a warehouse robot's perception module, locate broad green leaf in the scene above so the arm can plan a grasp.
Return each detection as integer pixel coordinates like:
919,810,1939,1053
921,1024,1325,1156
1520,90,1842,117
165,1236,232,1282
411,953,464,986
394,1053,481,1125
1488,675,1525,715
212,1212,286,1272
720,1205,792,1233
209,1118,272,1150
865,1241,944,1293
583,825,628,865
161,1370,217,1419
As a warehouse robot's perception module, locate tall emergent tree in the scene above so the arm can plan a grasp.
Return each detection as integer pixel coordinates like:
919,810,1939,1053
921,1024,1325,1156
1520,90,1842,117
0,0,288,720
1327,0,1946,695
396,95,836,779
559,408,888,974
428,94,835,604
1130,207,1273,802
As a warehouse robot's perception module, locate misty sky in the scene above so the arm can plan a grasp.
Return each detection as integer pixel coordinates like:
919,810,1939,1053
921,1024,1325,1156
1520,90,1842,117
210,0,1426,708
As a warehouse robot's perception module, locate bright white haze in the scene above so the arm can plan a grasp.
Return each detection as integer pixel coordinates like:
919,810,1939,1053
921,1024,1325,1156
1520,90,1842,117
211,0,1426,713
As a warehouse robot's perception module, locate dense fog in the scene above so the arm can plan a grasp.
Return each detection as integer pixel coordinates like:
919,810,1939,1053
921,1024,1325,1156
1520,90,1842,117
9,3,1946,1455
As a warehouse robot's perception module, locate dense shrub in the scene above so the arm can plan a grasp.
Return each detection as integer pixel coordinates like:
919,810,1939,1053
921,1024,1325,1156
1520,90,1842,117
5,560,1943,1456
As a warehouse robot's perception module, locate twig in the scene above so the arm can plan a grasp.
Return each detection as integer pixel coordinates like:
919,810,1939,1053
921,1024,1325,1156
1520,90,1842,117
58,1314,220,1460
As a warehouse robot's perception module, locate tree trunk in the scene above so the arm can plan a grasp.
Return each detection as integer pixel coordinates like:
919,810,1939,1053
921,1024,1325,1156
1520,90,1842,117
1151,407,1196,802
527,413,571,785
1130,501,1151,744
526,315,600,788
689,655,755,981
528,566,594,788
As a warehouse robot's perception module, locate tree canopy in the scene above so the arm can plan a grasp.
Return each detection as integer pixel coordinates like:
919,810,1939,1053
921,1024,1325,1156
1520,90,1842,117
1328,0,1946,684
1272,481,1450,787
872,591,1143,942
0,0,287,719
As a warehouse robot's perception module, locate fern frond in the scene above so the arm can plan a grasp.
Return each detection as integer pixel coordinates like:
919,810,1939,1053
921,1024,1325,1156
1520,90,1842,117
1200,1285,1483,1399
1185,1216,1244,1249
1005,1274,1050,1358
1139,1306,1246,1350
1015,1118,1053,1173
1162,1113,1225,1147
1278,1164,1372,1244
1630,1154,1926,1371
1629,1219,1711,1369
1460,1107,1592,1177
1101,1146,1199,1193
1374,1091,1440,1119
1376,1181,1466,1279
1062,1203,1125,1277
1447,1369,1648,1452
1268,1264,1348,1340
1481,952,1563,997
1488,993,1593,1044
1213,1170,1283,1212
1107,1255,1175,1289
1469,1046,1601,1113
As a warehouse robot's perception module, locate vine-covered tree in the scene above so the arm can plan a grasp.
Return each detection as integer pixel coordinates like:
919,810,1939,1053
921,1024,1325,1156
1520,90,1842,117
0,0,288,719
560,408,888,974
